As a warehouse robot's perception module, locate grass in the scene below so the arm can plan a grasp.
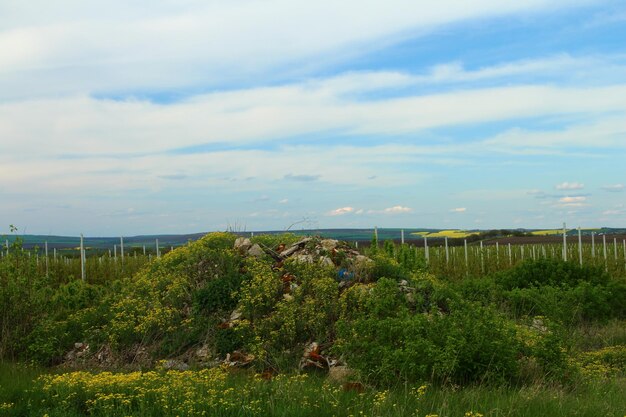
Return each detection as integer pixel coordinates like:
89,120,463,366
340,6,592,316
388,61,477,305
0,363,624,417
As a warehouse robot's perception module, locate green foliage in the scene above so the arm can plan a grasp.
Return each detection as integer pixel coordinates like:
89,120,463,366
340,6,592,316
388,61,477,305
336,284,522,385
495,259,609,290
493,259,626,325
237,259,281,321
369,254,410,281
193,269,247,315
232,260,340,368
26,280,108,364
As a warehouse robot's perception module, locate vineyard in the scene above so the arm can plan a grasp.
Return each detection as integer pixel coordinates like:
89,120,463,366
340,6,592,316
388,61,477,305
3,230,625,282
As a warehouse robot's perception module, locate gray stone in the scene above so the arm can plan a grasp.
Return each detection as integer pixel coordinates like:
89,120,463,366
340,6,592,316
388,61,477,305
234,237,252,251
319,256,334,267
162,359,190,371
247,244,265,257
327,366,354,384
293,254,314,264
320,239,339,251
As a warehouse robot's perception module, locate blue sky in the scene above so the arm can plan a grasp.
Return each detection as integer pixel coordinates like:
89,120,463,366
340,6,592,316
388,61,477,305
1,0,625,235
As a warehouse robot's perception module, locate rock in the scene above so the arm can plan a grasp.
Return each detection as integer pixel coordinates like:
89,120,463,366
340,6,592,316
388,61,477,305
230,309,242,321
320,239,339,251
280,245,301,258
319,256,334,267
354,255,373,265
293,254,314,264
405,292,415,304
64,342,90,364
161,359,189,371
328,366,354,384
224,351,255,367
247,244,265,257
234,237,252,251
196,344,212,361
279,238,312,258
532,318,548,333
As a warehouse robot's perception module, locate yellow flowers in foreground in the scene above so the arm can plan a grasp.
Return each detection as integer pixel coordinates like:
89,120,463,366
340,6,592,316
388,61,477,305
35,368,475,417
40,368,233,416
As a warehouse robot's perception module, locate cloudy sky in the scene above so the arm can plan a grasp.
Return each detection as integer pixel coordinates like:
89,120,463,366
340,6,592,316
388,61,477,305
1,0,625,235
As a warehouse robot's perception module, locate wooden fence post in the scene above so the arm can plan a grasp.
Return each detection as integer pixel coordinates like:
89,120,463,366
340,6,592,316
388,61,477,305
562,222,567,261
80,234,85,282
578,227,583,266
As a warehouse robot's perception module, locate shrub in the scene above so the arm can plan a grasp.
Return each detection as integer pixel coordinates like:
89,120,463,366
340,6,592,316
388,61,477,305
369,254,410,282
336,278,522,385
236,259,281,321
193,268,247,315
495,259,609,290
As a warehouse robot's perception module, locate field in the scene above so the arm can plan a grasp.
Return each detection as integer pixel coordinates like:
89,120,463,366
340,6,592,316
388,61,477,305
411,230,478,239
1,231,625,416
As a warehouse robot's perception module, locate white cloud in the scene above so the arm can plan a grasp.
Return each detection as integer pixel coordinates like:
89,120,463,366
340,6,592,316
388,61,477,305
450,208,467,213
555,182,584,190
328,207,354,216
278,198,289,204
556,196,589,207
3,82,626,160
559,196,586,203
0,0,596,100
602,184,624,192
481,114,626,151
383,206,412,214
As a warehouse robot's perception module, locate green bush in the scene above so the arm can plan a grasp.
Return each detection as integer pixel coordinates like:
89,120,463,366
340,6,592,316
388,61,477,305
26,280,108,364
496,260,626,324
495,259,609,290
369,254,410,282
193,269,247,315
336,278,522,385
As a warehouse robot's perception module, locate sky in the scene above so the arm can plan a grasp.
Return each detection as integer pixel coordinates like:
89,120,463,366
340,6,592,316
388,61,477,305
1,0,625,236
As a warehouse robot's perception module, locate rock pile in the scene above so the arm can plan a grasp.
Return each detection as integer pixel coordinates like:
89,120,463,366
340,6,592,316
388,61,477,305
234,236,372,271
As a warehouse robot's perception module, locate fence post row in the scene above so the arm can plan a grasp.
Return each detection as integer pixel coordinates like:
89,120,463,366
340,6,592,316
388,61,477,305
7,224,626,282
